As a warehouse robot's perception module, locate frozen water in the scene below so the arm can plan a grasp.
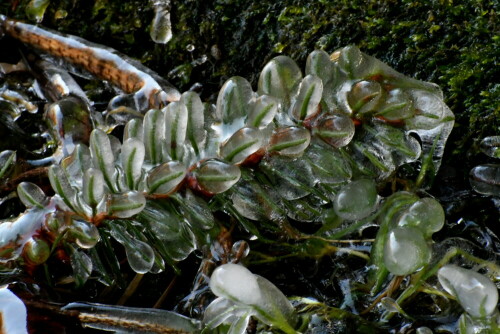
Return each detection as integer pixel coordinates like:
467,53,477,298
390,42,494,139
290,74,323,121
383,227,431,276
262,156,315,200
70,219,100,249
480,136,500,159
143,108,166,165
313,113,355,148
268,126,311,156
17,182,47,209
348,80,382,115
231,181,284,221
397,198,445,237
194,159,241,194
120,138,145,190
181,91,206,154
210,263,262,305
70,248,93,286
147,161,186,194
123,118,144,142
48,164,77,210
258,55,302,109
375,88,414,121
304,141,352,184
247,94,279,129
164,100,188,160
469,164,500,197
23,238,50,264
334,179,378,220
61,144,91,188
216,76,254,124
62,302,200,333
253,275,297,328
110,224,154,274
150,1,172,44
82,168,105,208
109,191,146,218
0,150,16,179
0,286,28,334
438,264,499,318
219,127,264,165
89,129,116,192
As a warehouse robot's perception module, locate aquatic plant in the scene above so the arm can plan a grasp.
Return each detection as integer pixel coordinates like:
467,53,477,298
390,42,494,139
0,9,498,334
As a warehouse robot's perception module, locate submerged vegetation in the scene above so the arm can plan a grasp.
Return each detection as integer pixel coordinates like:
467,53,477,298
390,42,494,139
0,0,499,333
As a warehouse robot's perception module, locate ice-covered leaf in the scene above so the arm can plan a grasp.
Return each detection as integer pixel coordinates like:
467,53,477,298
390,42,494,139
480,136,500,159
48,164,76,211
335,45,368,79
143,108,165,165
231,180,284,222
121,138,145,190
210,263,262,305
375,88,414,121
69,219,100,249
306,50,335,88
383,227,431,276
220,127,264,164
397,198,445,237
438,265,499,318
17,182,47,209
348,80,382,115
262,156,315,200
164,100,188,160
181,91,205,155
268,126,311,156
313,114,355,148
61,144,91,187
247,95,279,129
71,248,93,287
216,76,253,124
109,191,146,218
469,164,500,197
82,168,105,208
110,224,154,274
147,161,186,194
290,74,323,121
194,159,241,194
334,179,378,220
89,129,116,192
258,55,302,109
0,150,16,179
123,118,143,142
23,238,50,265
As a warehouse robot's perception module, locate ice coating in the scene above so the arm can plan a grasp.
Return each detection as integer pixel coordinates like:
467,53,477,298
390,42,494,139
383,227,431,276
0,286,28,334
0,15,180,111
210,263,262,305
208,263,297,333
0,204,54,263
438,265,499,318
469,164,500,197
397,197,445,237
334,179,378,220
